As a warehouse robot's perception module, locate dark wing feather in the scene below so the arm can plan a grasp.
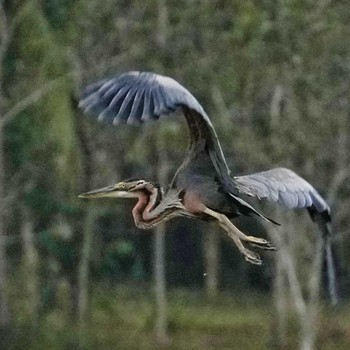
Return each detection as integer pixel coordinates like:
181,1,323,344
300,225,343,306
80,71,204,124
79,71,232,180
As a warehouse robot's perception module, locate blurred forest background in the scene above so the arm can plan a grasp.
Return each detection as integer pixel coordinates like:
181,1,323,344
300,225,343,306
0,0,350,349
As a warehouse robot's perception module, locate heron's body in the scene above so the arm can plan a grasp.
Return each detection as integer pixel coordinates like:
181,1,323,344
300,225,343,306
79,71,337,302
172,151,236,218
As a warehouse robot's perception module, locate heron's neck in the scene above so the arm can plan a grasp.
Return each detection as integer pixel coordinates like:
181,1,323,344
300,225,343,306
149,183,163,209
132,183,164,228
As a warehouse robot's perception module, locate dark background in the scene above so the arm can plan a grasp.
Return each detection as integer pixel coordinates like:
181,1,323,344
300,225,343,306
0,1,349,349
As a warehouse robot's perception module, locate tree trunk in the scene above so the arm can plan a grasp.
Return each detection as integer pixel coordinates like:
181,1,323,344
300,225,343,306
153,223,169,345
267,212,323,350
77,205,97,331
203,225,220,298
0,2,11,326
300,235,323,350
153,130,170,345
271,252,287,349
21,206,39,328
153,0,170,345
0,128,10,330
0,78,11,337
74,85,96,331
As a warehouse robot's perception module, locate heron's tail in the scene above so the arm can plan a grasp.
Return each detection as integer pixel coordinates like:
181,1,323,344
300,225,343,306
228,193,281,226
310,208,338,305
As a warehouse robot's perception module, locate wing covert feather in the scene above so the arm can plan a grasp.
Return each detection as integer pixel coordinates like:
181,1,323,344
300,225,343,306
234,167,330,214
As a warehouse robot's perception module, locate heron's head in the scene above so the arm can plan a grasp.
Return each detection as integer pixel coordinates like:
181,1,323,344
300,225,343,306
79,179,150,199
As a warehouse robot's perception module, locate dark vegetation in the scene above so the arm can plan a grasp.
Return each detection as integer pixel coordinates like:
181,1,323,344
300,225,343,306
0,0,349,349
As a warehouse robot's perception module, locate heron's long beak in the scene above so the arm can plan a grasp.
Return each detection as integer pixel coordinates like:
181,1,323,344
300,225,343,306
79,184,137,199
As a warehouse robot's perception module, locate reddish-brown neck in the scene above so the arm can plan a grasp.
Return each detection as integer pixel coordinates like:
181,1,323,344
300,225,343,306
132,191,149,227
131,184,162,229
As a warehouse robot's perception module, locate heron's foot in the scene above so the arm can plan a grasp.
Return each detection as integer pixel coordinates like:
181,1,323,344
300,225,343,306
246,236,277,251
242,248,262,265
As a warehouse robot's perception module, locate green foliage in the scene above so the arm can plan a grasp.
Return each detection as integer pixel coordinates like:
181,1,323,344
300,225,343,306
6,287,350,349
44,0,77,30
12,0,80,195
2,0,350,348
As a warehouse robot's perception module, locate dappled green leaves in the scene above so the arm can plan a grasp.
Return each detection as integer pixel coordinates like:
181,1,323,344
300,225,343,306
1,0,350,347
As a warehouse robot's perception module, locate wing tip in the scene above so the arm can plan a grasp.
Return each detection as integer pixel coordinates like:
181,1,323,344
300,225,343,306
79,71,208,124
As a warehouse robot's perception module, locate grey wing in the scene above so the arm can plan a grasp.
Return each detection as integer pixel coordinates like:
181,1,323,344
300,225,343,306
235,168,337,304
79,71,207,124
79,71,231,178
234,167,330,217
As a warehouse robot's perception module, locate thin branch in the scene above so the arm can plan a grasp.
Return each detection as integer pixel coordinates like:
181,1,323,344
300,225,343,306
156,0,168,48
0,77,64,127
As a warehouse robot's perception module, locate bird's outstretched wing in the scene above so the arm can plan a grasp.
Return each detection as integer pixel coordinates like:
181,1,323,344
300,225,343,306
234,167,329,216
79,71,206,124
235,167,337,304
79,71,231,182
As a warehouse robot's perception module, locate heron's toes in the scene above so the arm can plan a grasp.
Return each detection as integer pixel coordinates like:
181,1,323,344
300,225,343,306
243,249,262,265
247,236,277,251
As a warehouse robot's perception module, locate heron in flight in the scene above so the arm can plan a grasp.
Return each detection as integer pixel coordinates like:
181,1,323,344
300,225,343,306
78,72,336,300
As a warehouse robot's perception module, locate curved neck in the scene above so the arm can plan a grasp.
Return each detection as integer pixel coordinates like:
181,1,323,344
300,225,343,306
131,183,164,229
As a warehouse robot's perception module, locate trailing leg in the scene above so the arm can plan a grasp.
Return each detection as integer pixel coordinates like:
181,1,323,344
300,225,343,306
203,207,263,265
